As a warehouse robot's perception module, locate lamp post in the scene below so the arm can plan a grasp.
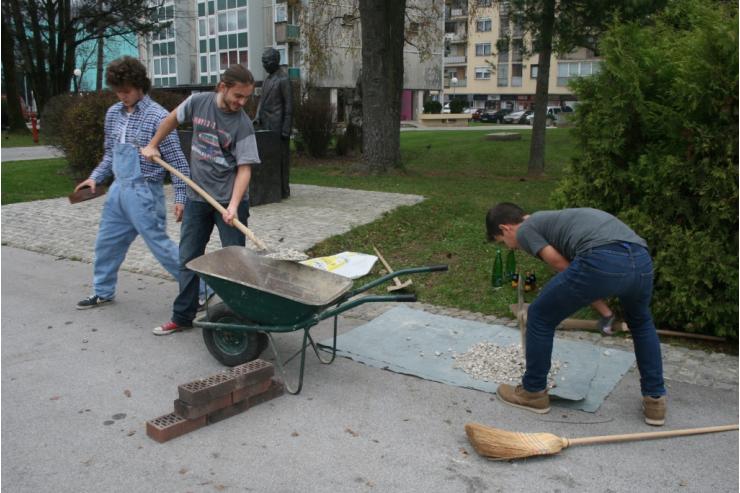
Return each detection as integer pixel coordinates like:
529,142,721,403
73,68,82,94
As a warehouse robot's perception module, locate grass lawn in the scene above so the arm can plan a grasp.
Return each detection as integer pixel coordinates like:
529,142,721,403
1,130,44,147
293,128,579,319
1,158,74,204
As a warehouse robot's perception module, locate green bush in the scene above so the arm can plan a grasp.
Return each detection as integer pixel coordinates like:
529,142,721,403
449,99,465,114
423,100,442,114
553,0,738,337
293,94,335,158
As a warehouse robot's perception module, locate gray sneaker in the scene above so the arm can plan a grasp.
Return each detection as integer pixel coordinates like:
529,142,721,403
643,396,666,426
76,295,112,310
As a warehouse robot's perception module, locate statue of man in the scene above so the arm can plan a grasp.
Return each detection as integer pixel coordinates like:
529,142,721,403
255,48,293,198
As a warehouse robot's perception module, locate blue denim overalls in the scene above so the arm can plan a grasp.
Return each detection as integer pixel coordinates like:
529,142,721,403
92,141,180,299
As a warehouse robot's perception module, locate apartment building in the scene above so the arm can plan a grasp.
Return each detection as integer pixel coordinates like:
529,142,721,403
444,0,602,111
137,0,443,121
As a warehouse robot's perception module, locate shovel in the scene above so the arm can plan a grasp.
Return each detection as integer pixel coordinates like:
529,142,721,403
151,156,268,252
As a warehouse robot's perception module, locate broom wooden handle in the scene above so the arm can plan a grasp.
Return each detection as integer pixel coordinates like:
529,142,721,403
152,156,268,251
566,424,738,447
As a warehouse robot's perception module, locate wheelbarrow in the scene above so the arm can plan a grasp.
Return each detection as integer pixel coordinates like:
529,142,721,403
188,246,448,394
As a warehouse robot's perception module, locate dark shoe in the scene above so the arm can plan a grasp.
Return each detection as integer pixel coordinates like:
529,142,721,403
152,320,190,336
76,295,112,310
497,384,551,414
643,396,666,426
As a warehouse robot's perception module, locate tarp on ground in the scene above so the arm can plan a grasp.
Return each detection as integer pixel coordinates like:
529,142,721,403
322,306,635,412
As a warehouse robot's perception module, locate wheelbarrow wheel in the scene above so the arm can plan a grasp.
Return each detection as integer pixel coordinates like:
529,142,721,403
202,302,267,366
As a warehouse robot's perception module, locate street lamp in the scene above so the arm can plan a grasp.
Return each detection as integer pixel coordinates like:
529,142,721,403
451,76,458,97
73,68,82,94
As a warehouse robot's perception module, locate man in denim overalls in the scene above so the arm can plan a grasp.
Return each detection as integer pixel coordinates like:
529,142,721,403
74,57,190,310
486,203,667,426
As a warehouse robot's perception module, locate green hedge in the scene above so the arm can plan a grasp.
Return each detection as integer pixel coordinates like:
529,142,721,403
553,0,738,337
423,100,442,114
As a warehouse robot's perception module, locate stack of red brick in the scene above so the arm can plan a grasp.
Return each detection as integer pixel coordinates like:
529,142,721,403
146,359,284,443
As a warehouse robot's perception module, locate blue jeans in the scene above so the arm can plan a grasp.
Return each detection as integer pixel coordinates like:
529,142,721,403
524,243,666,397
171,199,249,326
93,144,179,299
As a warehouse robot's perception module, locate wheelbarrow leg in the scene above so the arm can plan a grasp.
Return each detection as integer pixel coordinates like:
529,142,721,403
265,330,308,395
308,315,338,365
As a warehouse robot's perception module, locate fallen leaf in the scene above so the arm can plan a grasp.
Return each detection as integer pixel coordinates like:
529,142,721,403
179,468,188,475
123,389,132,398
291,431,299,437
459,447,469,457
345,427,359,437
49,395,61,401
127,430,136,437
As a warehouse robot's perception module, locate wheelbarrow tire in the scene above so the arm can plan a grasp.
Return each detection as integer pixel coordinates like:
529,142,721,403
202,302,267,367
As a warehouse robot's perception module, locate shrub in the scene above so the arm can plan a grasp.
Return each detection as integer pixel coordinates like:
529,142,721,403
423,100,442,114
149,89,186,112
449,99,465,114
553,0,738,337
293,94,335,158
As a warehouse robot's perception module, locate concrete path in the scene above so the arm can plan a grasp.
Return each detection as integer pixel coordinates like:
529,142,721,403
2,246,737,493
1,145,64,162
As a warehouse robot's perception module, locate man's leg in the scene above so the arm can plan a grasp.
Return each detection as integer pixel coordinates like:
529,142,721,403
281,139,290,199
126,183,180,280
91,186,138,300
171,201,215,326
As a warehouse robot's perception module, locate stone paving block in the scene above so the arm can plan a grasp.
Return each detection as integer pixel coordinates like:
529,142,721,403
178,373,236,406
228,359,274,390
173,393,233,420
146,412,207,443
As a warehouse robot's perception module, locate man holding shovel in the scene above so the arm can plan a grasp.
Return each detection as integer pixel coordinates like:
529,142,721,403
74,57,190,310
142,64,260,336
485,203,667,425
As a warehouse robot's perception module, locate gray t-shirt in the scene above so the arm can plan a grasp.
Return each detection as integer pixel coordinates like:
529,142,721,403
177,92,261,203
516,208,647,261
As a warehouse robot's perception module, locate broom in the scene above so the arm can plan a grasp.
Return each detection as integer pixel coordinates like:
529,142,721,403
465,422,738,460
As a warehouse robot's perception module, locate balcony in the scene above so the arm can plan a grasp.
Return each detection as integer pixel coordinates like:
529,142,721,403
445,7,467,19
444,55,467,65
288,67,300,81
443,78,467,88
275,23,300,44
444,32,467,43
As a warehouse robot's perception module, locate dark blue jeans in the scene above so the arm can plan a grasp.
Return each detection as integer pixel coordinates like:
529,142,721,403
524,243,666,397
171,199,249,326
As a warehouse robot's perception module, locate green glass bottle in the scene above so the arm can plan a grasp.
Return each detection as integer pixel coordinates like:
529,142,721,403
492,248,503,288
505,250,516,281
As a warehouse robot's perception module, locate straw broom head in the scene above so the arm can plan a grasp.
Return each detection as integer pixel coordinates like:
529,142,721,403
465,422,569,460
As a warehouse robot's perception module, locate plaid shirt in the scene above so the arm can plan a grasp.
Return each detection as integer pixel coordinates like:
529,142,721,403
89,95,190,204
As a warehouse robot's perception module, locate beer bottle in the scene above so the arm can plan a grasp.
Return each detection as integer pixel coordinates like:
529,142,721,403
505,250,516,280
492,249,503,288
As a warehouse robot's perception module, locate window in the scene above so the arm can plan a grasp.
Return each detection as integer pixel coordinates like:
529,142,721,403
497,51,509,86
275,4,287,22
152,2,177,87
511,63,522,87
475,43,491,56
556,61,601,86
476,18,491,32
277,47,287,65
475,66,491,80
198,1,248,79
478,0,492,6
530,64,538,79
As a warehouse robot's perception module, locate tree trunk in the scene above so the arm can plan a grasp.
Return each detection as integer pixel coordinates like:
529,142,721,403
1,12,29,132
358,0,405,173
527,0,555,176
96,36,105,92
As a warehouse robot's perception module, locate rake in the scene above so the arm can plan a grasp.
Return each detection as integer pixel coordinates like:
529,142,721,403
465,422,738,460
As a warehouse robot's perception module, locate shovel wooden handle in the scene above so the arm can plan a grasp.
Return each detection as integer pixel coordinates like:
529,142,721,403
152,156,268,251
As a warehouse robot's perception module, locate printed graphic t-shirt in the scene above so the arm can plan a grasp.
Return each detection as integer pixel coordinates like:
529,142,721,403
176,92,261,203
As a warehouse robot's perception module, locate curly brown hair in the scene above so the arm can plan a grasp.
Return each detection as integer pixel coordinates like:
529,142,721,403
106,56,151,93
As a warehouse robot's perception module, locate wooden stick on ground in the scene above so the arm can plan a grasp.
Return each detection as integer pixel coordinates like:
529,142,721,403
372,245,412,292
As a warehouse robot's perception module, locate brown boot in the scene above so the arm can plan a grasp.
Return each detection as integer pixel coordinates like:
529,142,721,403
497,384,551,414
643,396,666,426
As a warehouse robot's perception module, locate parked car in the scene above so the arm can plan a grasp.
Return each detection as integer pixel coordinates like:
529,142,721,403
525,105,574,125
471,108,484,121
479,108,512,123
442,103,451,114
503,110,533,124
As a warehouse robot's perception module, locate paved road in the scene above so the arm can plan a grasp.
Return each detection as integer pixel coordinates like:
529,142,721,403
2,246,737,493
1,145,64,162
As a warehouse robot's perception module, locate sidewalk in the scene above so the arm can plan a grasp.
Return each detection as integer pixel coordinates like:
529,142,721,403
1,145,64,162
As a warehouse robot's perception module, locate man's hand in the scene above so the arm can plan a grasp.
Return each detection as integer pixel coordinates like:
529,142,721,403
74,178,97,194
140,145,161,162
174,203,184,222
222,204,237,226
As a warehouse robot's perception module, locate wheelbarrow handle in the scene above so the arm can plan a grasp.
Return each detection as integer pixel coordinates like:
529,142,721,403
346,264,449,298
317,294,418,321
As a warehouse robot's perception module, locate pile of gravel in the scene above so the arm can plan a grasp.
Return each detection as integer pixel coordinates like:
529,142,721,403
452,342,562,389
